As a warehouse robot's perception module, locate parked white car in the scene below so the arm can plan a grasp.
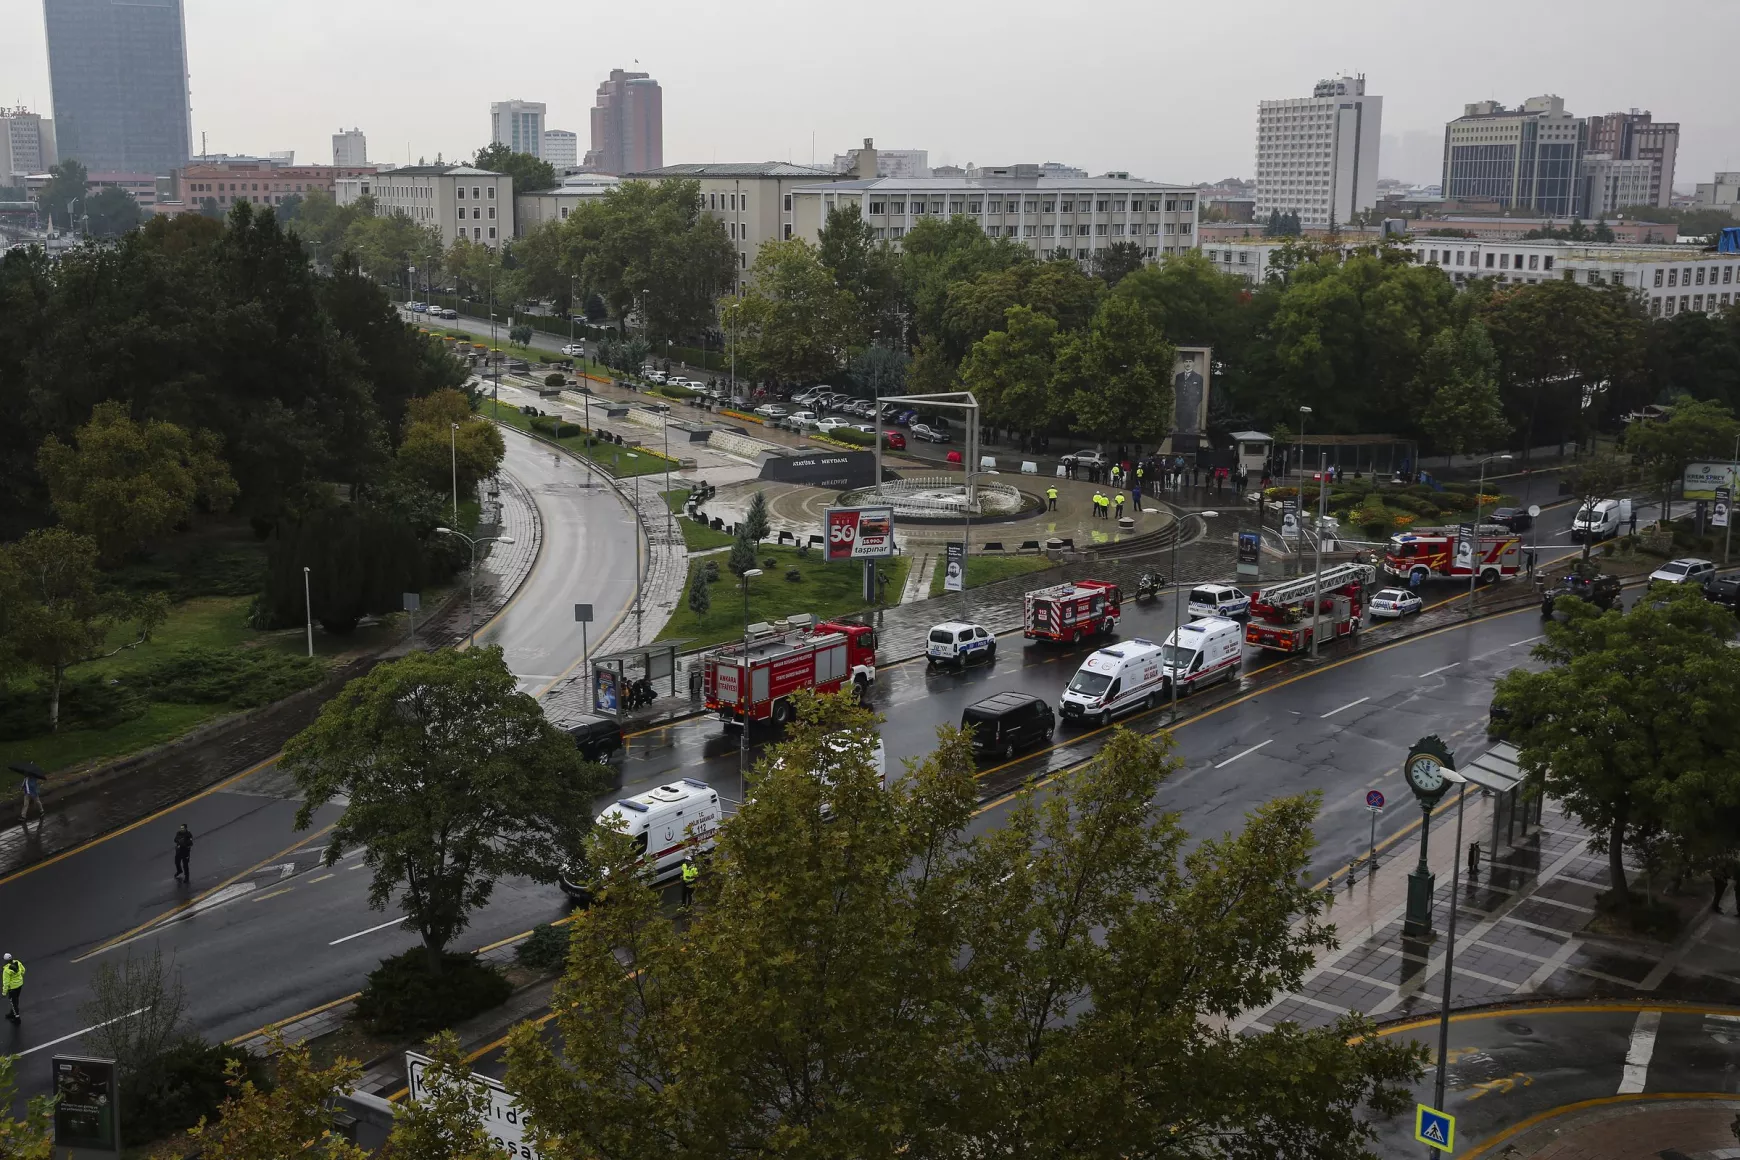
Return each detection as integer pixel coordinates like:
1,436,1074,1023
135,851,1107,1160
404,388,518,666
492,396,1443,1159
1649,558,1716,586
561,342,584,356
755,403,790,419
815,417,850,434
1369,588,1424,618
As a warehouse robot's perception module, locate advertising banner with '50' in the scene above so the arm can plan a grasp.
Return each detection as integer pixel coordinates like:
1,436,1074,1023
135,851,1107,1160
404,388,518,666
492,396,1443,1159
824,507,896,560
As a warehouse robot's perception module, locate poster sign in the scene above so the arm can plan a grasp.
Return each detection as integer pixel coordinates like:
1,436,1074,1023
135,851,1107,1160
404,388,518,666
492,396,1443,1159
943,543,965,592
53,1056,119,1152
1237,530,1261,579
592,667,621,716
823,506,896,561
407,1051,540,1159
1280,500,1299,540
1454,523,1475,571
1683,461,1739,501
1716,487,1731,529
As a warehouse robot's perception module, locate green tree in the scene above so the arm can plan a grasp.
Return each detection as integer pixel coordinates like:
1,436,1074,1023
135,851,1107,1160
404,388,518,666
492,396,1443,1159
84,185,144,236
36,158,88,230
1624,395,1740,523
900,215,1031,350
0,1054,54,1160
687,570,712,618
36,400,239,564
508,322,534,345
818,202,900,333
505,699,1424,1158
724,240,860,386
1493,585,1740,919
743,490,770,542
386,1030,512,1160
257,502,430,634
445,235,503,301
1090,240,1146,286
284,647,604,969
728,524,758,577
396,389,506,496
942,257,1102,362
1562,453,1636,561
276,192,304,223
1416,321,1511,455
184,1036,369,1159
960,304,1063,433
0,528,111,731
848,342,908,397
472,143,557,195
1055,294,1177,444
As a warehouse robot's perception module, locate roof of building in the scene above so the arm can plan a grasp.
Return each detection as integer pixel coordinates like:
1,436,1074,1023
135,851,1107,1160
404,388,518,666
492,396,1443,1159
630,162,835,178
377,165,504,177
792,174,1192,193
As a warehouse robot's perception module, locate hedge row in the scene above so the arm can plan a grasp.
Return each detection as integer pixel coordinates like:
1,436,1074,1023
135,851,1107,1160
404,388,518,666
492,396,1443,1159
530,416,583,439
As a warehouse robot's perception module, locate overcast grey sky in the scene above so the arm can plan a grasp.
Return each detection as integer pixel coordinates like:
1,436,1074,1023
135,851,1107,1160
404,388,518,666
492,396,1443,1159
3,0,1737,187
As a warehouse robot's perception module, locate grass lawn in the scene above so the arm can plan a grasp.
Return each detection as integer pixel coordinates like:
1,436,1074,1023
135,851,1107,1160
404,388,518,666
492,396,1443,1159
0,702,221,775
659,546,911,650
929,553,1057,597
482,398,672,479
663,490,736,551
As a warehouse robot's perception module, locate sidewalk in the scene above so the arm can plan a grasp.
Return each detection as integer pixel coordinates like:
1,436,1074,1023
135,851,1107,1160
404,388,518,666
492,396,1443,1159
1500,1098,1740,1159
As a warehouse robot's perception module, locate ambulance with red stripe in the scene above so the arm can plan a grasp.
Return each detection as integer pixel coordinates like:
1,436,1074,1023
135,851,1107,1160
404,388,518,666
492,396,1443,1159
559,779,721,902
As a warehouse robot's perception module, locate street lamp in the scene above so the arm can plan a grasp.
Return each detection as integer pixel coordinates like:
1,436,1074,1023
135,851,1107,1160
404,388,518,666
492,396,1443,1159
1295,405,1312,575
450,422,460,524
1467,454,1513,617
1310,451,1327,659
1430,768,1471,1121
738,567,764,786
960,468,991,619
435,528,516,646
626,452,644,645
1170,511,1219,714
302,566,314,658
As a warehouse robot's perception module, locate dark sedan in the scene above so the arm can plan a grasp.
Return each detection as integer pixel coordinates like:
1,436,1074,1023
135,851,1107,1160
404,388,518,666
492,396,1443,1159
1490,506,1533,532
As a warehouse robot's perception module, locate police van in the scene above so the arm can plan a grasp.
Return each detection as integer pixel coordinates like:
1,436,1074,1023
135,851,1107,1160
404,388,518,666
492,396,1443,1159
1060,639,1166,727
559,779,721,901
926,621,998,667
1186,583,1250,620
1160,616,1243,695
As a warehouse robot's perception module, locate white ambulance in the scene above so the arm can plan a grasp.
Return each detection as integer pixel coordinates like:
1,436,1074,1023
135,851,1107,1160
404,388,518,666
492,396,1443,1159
1160,616,1244,696
1059,639,1166,727
560,779,722,901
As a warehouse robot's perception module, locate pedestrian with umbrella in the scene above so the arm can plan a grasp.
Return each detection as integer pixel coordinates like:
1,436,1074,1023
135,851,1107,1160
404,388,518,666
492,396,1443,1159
10,763,44,824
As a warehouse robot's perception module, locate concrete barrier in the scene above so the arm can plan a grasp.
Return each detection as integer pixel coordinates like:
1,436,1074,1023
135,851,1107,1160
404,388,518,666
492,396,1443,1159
708,429,780,460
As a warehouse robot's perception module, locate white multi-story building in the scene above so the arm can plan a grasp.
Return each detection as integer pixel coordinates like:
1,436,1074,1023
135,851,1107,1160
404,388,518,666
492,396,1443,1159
1580,154,1655,218
336,165,513,249
1,108,57,182
542,129,578,170
491,100,547,158
332,128,367,167
1694,173,1740,219
1255,75,1382,228
516,173,619,234
789,170,1199,266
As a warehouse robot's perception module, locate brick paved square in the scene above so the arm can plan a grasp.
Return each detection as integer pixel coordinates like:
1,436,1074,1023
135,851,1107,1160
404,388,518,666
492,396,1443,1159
1454,943,1542,984
1482,920,1569,958
1261,997,1346,1030
1510,897,1591,932
1305,972,1395,1014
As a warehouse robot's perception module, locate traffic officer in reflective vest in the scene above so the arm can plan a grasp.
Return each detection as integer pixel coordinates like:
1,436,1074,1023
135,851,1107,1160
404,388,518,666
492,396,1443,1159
1046,485,1058,511
1115,492,1126,519
3,954,23,1022
681,855,699,906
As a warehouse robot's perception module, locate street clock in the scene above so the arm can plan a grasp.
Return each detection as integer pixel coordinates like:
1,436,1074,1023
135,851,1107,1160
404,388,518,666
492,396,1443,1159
1403,735,1456,807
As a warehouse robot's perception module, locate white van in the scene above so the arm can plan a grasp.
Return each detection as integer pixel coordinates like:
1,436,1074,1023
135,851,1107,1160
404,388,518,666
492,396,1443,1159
1186,583,1250,620
1572,498,1632,542
1160,616,1243,695
559,778,721,900
1060,639,1165,727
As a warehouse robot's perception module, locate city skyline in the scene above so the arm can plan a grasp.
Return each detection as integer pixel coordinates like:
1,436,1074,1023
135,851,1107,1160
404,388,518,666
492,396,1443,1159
1,0,1736,187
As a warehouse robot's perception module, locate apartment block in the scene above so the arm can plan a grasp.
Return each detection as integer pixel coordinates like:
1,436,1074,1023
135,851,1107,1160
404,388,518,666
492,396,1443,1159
1,109,58,181
1694,173,1740,219
1442,96,1587,217
1581,154,1655,218
1254,75,1382,228
832,146,929,178
1411,236,1739,317
542,129,578,170
491,100,546,158
337,165,513,249
1586,110,1677,208
172,161,377,213
629,162,837,290
332,128,367,167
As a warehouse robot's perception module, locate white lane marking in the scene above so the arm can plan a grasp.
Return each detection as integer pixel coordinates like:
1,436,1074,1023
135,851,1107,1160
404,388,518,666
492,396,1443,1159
1320,696,1370,719
1509,635,1543,647
1419,663,1461,678
261,862,296,880
1214,740,1272,769
188,882,256,914
19,1006,151,1057
329,916,407,946
1618,1009,1661,1094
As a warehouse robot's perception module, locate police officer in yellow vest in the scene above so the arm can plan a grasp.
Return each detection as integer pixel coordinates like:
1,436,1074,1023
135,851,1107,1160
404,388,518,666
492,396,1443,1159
681,855,699,906
1046,485,1058,512
3,954,23,1022
1115,492,1126,519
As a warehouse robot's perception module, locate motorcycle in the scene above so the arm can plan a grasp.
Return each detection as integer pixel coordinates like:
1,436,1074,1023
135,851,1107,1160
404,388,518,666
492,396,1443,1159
625,678,657,711
1134,572,1164,601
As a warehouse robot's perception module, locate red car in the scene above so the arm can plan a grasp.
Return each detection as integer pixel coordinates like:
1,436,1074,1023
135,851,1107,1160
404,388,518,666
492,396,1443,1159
882,430,907,450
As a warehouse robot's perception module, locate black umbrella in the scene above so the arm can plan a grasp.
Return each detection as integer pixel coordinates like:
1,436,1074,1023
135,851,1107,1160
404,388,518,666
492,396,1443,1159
7,762,46,781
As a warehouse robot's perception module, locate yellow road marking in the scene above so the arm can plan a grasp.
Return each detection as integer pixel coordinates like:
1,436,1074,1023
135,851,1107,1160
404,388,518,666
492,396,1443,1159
1461,1092,1738,1158
311,873,334,883
251,888,294,903
224,991,362,1046
1372,999,1740,1039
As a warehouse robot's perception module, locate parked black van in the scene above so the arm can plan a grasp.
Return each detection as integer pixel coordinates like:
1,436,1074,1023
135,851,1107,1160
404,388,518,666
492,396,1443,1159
961,692,1055,761
567,716,626,788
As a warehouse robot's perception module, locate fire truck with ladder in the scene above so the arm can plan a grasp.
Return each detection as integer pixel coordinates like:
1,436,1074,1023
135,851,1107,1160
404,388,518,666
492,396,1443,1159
700,614,878,729
1023,578,1122,643
1244,563,1375,654
1384,524,1521,586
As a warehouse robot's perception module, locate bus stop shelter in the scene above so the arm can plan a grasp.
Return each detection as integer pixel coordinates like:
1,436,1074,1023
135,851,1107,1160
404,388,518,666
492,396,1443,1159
1460,741,1543,857
588,641,689,719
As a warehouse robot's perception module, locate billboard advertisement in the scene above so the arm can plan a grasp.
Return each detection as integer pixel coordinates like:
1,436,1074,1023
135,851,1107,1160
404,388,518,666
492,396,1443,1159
943,542,965,592
824,506,896,561
53,1056,119,1152
1683,461,1738,501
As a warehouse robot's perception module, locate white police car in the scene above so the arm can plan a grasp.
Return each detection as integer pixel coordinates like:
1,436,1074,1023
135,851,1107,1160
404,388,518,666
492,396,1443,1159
1186,583,1251,620
1369,587,1424,619
927,621,997,667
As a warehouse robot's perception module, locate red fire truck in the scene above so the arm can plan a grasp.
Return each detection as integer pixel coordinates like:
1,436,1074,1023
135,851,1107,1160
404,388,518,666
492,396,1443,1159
701,615,878,728
1023,579,1122,643
1384,524,1521,586
1244,563,1375,654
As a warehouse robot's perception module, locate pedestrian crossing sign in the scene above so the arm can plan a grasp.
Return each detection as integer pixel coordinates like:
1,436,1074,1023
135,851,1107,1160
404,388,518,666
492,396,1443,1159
1415,1104,1455,1152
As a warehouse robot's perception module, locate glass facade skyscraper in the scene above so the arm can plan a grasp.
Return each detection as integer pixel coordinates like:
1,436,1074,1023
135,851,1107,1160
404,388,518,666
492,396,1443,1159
43,0,191,174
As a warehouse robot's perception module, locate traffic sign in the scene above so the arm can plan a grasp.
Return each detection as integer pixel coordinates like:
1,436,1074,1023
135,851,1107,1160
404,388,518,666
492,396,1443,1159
1415,1104,1455,1152
1366,789,1385,809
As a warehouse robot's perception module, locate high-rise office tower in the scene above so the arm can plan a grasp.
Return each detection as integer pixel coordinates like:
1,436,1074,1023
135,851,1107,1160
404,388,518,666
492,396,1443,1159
491,100,546,158
43,0,191,173
1254,75,1382,228
332,127,367,167
1586,110,1678,209
542,129,578,170
586,69,662,175
1442,95,1587,217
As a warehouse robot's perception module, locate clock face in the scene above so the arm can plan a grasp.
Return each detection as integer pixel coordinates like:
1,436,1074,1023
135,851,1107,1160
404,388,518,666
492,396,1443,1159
1407,756,1445,793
